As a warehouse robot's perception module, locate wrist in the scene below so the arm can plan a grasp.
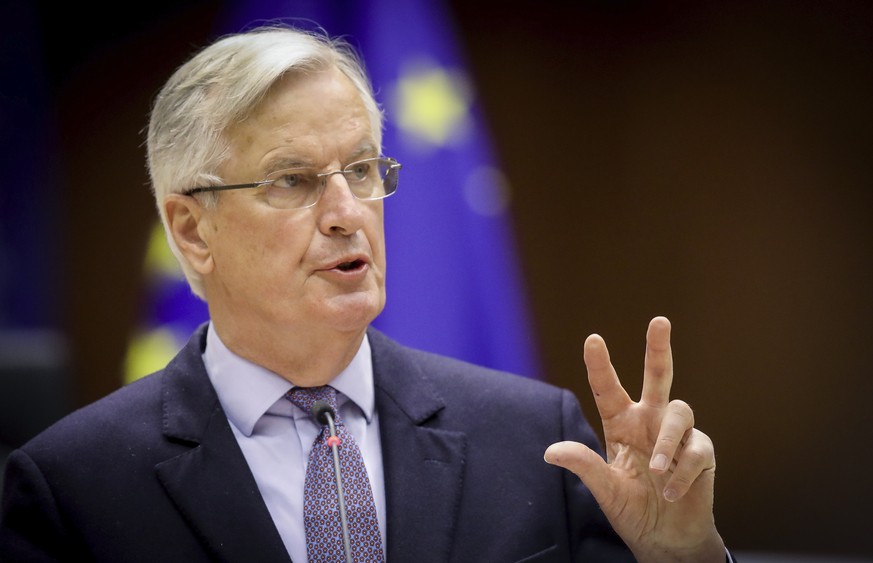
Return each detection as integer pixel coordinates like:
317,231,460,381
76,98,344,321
632,531,726,563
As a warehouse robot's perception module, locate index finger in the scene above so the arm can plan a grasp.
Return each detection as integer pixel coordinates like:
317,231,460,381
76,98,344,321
584,333,633,420
641,316,674,406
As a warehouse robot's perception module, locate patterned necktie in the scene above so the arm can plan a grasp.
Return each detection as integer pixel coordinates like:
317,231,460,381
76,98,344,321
285,386,384,563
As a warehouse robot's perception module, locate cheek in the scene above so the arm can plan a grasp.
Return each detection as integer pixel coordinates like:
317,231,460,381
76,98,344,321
213,211,313,281
366,207,387,262
258,220,314,273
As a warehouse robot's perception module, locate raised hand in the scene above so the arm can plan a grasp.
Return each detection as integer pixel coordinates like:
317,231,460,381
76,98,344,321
544,317,725,562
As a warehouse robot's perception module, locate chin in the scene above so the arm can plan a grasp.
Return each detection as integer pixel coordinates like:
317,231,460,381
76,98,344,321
320,289,385,333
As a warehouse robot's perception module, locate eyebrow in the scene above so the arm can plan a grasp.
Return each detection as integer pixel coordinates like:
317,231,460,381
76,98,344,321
261,157,313,176
348,143,379,162
260,143,380,177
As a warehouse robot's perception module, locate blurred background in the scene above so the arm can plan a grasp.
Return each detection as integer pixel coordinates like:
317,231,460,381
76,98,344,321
1,0,871,558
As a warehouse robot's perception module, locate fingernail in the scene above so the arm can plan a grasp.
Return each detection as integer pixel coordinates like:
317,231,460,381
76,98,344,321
650,454,668,471
664,488,678,502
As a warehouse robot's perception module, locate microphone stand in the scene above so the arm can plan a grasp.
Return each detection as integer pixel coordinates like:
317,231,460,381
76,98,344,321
321,407,353,563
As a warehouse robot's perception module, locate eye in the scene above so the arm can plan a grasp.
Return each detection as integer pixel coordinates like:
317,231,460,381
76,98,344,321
273,172,306,189
348,162,371,181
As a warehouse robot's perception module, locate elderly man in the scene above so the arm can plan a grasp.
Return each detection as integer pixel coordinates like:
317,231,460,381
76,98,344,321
0,26,728,562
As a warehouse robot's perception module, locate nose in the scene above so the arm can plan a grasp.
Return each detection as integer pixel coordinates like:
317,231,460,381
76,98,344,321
315,172,365,236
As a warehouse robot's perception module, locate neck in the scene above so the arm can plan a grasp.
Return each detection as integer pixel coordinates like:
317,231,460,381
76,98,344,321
210,317,367,387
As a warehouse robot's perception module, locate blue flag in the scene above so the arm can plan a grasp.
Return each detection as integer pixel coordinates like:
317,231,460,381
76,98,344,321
127,0,538,381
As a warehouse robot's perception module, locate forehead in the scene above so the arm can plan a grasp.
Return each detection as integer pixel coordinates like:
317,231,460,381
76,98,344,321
224,67,376,173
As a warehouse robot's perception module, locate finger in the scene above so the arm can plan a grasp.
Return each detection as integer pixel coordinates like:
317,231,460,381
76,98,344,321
641,316,673,407
649,399,694,472
661,429,715,502
544,441,614,505
584,334,633,420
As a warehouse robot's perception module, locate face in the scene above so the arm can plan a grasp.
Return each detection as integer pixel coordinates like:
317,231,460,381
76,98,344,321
193,67,387,353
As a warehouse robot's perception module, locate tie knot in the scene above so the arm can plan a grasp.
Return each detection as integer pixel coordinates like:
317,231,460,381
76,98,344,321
285,385,341,424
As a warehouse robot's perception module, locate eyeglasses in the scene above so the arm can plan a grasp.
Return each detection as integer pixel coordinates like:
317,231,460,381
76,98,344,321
183,157,402,210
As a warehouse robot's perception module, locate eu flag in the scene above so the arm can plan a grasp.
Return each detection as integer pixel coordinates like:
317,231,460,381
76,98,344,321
127,0,539,380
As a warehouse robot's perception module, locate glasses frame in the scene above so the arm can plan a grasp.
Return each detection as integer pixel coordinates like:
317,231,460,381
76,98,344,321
183,156,402,209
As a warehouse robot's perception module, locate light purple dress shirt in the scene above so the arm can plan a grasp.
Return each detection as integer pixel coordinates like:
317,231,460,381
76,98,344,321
202,324,386,562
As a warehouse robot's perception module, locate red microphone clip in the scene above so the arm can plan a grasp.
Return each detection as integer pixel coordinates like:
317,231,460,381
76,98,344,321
326,436,342,448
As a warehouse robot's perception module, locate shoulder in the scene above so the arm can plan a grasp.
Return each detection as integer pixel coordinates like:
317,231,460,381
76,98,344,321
370,327,563,393
367,328,588,438
20,370,166,462
20,326,211,464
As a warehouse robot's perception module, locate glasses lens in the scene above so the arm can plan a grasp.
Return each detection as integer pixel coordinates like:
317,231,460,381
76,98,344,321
345,158,400,200
264,169,320,209
259,158,400,209
381,159,400,195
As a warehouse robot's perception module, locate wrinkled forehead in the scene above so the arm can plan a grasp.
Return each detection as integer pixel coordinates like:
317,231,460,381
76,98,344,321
220,67,378,177
231,64,380,152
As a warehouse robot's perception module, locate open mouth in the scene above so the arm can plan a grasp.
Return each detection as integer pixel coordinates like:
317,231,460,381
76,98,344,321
335,259,365,272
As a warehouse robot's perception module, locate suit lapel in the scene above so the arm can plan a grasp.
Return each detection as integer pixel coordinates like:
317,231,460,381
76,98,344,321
154,327,291,563
369,329,468,562
153,326,467,562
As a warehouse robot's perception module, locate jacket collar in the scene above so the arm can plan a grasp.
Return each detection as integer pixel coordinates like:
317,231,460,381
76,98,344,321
157,325,291,562
368,328,468,562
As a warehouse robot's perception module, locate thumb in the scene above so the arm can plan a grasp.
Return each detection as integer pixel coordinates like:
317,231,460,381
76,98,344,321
544,441,611,499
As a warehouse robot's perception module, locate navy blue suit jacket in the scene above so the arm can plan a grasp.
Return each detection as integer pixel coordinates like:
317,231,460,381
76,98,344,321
0,326,631,562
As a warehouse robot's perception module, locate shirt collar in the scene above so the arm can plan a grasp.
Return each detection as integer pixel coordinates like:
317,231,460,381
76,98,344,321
202,323,375,437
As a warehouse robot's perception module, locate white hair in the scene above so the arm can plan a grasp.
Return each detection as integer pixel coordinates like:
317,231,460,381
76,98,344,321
147,25,383,299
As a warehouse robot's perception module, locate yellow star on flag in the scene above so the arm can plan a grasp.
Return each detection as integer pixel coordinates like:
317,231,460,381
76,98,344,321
393,62,471,147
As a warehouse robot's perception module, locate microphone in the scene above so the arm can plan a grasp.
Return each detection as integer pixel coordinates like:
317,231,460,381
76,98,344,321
311,400,334,426
310,401,353,563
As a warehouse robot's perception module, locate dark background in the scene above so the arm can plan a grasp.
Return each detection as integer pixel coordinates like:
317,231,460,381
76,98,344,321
2,0,871,557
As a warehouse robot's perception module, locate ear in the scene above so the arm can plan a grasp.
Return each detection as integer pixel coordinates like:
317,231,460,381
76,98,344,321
163,194,214,275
